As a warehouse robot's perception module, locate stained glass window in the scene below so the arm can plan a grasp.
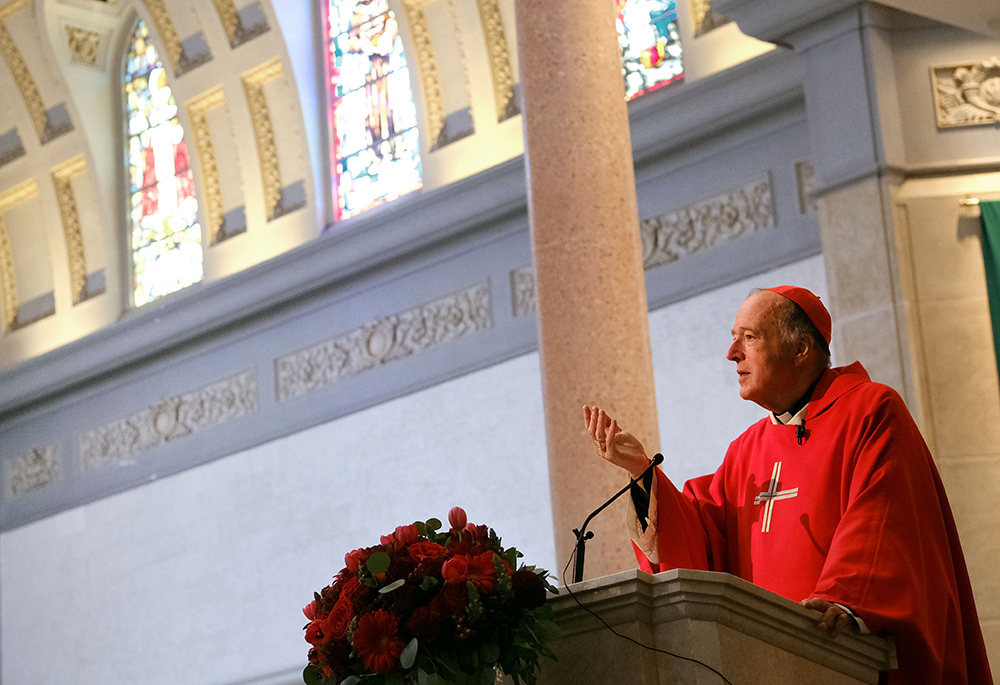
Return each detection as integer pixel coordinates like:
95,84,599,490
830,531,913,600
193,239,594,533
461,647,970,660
616,0,684,100
124,20,203,308
327,0,422,221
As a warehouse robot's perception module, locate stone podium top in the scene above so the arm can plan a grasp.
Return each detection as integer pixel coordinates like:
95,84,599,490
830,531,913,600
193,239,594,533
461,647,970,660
543,568,895,685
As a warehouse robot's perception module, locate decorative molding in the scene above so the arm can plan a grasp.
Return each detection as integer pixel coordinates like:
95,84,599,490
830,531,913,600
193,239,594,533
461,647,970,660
400,0,446,148
241,57,286,221
51,155,92,304
0,0,71,143
510,265,535,317
795,160,817,214
212,0,269,48
931,58,1000,128
141,0,211,75
640,173,773,270
5,444,60,495
0,178,40,330
185,86,228,244
275,282,492,402
65,25,101,64
77,369,258,470
475,0,518,121
690,0,731,38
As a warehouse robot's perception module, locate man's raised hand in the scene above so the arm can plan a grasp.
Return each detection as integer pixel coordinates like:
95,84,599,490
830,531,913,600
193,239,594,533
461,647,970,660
583,406,651,479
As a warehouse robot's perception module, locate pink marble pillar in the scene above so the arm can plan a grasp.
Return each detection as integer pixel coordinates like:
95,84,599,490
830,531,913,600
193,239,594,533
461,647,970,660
515,0,660,579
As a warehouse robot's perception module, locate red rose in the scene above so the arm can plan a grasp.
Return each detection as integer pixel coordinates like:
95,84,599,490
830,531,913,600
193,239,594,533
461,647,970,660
302,600,317,621
466,552,497,593
327,595,353,640
305,618,335,646
408,540,446,563
448,507,467,531
341,576,362,602
395,524,419,545
442,556,469,584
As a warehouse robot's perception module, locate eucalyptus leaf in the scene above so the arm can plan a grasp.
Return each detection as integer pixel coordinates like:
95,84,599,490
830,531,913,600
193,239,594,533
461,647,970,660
303,665,323,685
425,674,449,685
419,575,439,591
480,642,500,665
366,551,391,575
401,637,419,669
339,677,361,685
535,619,560,640
379,578,406,594
426,517,442,532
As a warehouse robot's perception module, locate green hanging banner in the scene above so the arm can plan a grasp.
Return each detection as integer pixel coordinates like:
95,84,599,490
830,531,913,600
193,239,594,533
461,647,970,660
980,200,1000,376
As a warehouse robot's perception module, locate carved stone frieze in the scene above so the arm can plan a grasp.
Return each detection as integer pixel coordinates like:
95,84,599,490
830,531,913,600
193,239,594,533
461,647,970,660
51,155,91,303
475,0,518,121
689,0,730,38
795,160,817,215
65,25,101,64
510,266,535,317
0,178,39,330
77,369,258,470
640,173,773,270
275,283,492,401
932,58,1000,128
242,58,285,221
400,0,447,148
6,444,61,495
185,87,227,244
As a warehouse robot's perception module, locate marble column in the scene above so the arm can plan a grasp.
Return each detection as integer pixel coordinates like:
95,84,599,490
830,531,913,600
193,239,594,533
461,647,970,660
515,0,660,579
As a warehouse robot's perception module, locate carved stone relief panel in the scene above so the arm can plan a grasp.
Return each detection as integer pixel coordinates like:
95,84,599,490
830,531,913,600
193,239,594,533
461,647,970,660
65,26,101,65
795,160,817,215
5,444,61,495
932,58,1000,128
77,369,258,470
275,282,493,402
510,265,535,317
640,173,773,270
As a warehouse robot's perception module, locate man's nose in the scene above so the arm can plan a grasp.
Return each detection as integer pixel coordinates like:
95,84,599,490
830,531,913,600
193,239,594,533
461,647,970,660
727,340,742,361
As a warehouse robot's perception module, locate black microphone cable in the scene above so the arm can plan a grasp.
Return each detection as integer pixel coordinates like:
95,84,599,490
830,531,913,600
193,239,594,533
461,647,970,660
557,454,736,685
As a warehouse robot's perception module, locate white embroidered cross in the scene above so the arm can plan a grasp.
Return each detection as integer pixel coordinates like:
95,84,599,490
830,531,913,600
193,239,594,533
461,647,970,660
753,461,799,533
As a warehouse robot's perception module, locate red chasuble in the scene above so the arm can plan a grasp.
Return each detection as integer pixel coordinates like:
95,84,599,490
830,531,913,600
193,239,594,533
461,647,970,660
630,362,993,685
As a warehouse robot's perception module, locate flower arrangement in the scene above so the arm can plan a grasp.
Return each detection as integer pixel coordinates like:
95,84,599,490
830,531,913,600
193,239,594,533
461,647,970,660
303,507,559,685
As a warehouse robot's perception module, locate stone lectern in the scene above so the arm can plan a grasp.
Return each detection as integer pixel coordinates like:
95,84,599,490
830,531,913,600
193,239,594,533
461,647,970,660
541,569,895,685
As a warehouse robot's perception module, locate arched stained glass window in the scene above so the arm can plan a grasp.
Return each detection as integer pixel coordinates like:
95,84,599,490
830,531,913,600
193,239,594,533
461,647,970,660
326,0,422,221
124,20,203,308
616,0,684,100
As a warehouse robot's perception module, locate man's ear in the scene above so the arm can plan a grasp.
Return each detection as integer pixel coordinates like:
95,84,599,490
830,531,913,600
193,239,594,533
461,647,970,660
794,333,813,365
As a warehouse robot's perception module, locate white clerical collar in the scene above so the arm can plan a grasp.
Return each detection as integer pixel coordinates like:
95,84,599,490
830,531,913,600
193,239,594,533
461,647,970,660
770,404,808,426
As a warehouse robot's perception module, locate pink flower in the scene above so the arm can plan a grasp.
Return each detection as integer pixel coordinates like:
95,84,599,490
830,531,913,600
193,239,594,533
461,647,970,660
345,548,364,574
302,600,317,621
448,507,468,531
442,556,469,584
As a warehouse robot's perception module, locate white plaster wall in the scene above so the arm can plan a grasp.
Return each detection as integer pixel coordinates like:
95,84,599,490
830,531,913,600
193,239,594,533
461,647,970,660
0,352,553,685
649,254,829,485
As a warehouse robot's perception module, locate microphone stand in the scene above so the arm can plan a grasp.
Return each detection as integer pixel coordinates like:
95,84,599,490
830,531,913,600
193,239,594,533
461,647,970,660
572,453,663,584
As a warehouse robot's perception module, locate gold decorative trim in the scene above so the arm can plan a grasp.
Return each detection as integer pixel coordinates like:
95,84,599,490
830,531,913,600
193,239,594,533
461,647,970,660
65,25,101,64
242,57,284,220
212,0,239,45
185,86,227,244
0,0,49,141
51,155,89,303
400,0,446,147
0,178,39,330
475,0,518,121
140,0,183,72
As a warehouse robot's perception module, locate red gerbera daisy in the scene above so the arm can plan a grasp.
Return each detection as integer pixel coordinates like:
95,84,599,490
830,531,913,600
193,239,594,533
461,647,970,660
352,609,405,674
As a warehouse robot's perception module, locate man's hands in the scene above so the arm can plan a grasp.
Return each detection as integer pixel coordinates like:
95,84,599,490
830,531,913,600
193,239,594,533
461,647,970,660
583,406,651,480
801,597,857,638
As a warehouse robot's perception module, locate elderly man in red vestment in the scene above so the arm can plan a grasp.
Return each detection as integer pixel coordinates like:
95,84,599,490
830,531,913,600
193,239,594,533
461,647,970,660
585,286,993,685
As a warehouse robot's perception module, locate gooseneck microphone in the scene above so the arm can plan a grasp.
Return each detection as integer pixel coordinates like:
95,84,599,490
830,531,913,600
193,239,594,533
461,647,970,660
572,453,664,584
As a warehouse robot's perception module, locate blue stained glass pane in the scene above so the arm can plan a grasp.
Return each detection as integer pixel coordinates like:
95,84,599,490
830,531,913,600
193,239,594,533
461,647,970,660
617,0,684,100
328,0,422,220
124,20,202,307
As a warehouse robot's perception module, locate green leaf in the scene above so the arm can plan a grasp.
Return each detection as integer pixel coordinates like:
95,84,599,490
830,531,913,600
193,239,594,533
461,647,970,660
303,665,323,685
426,518,442,532
480,642,500,665
425,674,449,685
379,578,406,594
534,619,560,640
401,637,419,669
339,677,361,685
419,575,439,591
366,551,391,575
478,667,496,685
